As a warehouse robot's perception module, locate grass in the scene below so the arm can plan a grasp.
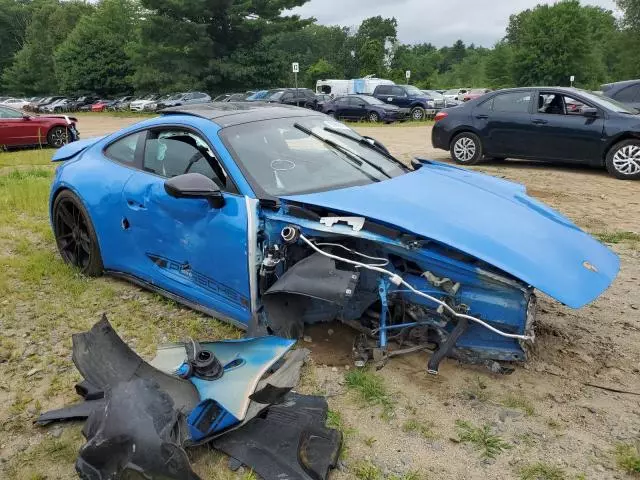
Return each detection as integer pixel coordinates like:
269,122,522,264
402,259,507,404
502,393,536,416
402,418,437,440
614,443,640,474
519,462,567,480
455,420,512,459
344,369,395,418
0,149,241,478
595,231,640,245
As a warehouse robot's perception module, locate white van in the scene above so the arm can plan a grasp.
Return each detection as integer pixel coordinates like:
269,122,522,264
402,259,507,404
316,79,350,96
316,77,395,96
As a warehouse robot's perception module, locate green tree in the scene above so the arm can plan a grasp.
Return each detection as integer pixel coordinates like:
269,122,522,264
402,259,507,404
359,39,385,76
2,0,93,95
0,0,31,85
485,42,515,88
506,0,616,88
55,0,139,96
306,58,337,86
128,0,311,93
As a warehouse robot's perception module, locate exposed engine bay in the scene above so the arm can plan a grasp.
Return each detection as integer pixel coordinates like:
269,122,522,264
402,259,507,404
253,205,537,374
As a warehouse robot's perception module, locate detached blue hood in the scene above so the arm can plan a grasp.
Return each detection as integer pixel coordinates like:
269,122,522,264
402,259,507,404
282,161,619,309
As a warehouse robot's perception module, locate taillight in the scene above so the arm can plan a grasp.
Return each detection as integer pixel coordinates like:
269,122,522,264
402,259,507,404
434,112,448,122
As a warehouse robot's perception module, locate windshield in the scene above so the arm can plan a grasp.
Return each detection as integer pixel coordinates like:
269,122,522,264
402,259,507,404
267,90,285,101
576,89,638,114
405,86,424,96
220,116,406,197
167,94,183,100
444,89,459,95
424,90,444,99
470,89,488,94
362,96,386,105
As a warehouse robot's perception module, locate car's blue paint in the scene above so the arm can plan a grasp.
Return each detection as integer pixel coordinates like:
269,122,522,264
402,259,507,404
150,337,295,421
50,108,619,366
283,160,619,309
52,135,107,162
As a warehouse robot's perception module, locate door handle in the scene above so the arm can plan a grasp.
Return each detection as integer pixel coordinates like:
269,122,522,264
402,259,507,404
475,114,488,120
532,119,548,125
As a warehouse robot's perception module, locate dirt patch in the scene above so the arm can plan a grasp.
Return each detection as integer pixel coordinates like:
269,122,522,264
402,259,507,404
1,114,639,479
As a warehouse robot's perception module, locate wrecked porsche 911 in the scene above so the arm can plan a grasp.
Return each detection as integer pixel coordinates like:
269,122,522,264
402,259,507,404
49,103,620,373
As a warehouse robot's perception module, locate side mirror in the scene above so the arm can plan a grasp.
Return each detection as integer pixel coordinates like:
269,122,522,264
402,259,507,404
164,173,224,208
358,103,366,108
22,114,31,120
582,107,598,118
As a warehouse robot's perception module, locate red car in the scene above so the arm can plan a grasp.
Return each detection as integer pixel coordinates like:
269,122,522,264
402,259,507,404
90,100,117,112
462,88,492,102
0,105,79,148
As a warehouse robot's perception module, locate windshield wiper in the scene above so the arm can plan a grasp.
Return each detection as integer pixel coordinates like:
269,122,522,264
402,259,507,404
293,123,386,181
295,124,391,179
322,126,408,170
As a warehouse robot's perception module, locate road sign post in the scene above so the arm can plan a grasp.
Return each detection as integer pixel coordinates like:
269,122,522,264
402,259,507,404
570,75,575,87
292,62,300,101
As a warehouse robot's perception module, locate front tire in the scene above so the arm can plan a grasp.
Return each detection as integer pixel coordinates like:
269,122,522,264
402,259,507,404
53,190,104,276
410,106,425,121
47,126,70,148
606,140,640,180
450,132,483,165
368,111,380,123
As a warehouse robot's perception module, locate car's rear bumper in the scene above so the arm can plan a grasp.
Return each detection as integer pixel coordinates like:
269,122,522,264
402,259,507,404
431,123,449,150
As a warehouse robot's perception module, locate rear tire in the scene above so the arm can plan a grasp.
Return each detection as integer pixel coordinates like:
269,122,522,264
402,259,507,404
53,190,104,276
450,132,483,165
410,107,425,121
605,139,640,180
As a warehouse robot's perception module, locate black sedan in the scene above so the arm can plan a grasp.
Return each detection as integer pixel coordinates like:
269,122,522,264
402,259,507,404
323,95,408,123
432,87,640,179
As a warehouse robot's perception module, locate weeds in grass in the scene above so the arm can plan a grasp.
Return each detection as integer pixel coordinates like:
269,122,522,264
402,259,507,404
402,418,437,440
345,369,395,418
363,436,377,447
388,472,423,480
502,393,536,416
614,443,640,474
353,461,383,480
596,231,640,245
519,462,566,479
461,376,491,402
455,420,512,458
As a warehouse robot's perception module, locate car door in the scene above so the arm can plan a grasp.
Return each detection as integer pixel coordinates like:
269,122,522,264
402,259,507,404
0,106,46,146
120,127,252,326
472,90,534,157
332,97,351,118
389,86,410,108
349,97,367,119
530,91,605,163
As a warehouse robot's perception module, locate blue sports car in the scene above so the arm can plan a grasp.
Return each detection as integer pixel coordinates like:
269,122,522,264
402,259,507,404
49,103,619,373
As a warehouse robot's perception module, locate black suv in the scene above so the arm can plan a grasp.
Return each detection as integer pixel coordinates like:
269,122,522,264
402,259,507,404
266,88,318,109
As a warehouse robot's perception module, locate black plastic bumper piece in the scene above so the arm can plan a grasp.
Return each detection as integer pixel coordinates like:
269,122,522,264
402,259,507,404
213,393,342,480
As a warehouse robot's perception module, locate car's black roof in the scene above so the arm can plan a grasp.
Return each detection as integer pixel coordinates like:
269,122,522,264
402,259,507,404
161,102,324,127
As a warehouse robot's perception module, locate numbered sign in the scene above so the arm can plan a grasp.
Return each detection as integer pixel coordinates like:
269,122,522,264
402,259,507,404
406,70,411,80
292,62,299,73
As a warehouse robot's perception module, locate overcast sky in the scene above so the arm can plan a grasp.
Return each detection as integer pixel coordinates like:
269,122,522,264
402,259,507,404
288,0,619,47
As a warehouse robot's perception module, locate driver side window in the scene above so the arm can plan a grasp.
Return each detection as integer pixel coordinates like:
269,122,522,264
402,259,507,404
143,129,230,190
